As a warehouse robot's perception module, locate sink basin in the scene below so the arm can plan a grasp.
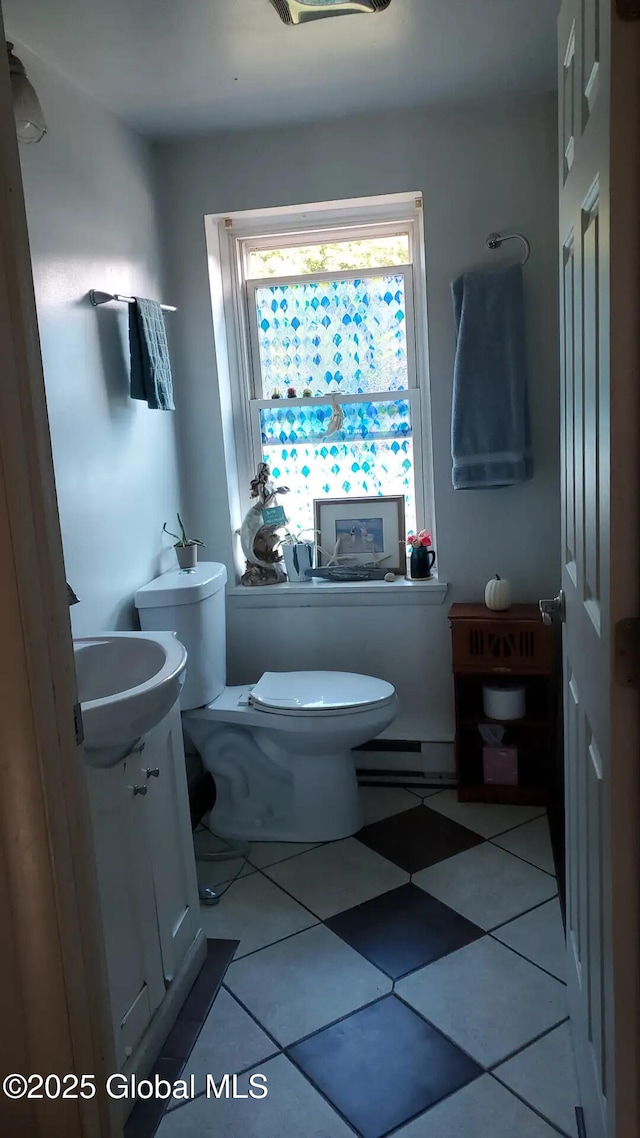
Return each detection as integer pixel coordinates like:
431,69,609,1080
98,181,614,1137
74,632,187,768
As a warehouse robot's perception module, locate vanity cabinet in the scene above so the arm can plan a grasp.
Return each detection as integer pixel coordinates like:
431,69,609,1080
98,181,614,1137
85,698,203,1072
142,704,201,984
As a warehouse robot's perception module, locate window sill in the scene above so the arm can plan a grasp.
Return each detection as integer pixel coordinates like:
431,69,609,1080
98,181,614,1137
226,577,448,609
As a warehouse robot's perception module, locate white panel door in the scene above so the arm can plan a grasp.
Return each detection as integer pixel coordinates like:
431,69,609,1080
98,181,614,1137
557,3,640,1136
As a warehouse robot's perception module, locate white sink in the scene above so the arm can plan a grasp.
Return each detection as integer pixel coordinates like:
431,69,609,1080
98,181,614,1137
74,632,187,768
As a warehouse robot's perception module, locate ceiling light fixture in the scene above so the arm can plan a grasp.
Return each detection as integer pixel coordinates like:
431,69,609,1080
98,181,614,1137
6,42,47,144
269,0,392,26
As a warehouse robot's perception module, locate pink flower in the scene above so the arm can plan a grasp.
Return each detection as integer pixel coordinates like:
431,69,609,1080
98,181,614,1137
407,530,432,551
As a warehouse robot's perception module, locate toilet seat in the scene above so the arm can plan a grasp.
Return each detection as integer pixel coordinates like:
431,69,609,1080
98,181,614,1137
249,670,396,717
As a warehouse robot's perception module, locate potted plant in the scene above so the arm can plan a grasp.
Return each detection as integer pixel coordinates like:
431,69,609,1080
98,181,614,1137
163,513,205,570
278,527,315,582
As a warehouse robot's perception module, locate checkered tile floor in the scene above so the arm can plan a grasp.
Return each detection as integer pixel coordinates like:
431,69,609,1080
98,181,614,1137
157,787,580,1138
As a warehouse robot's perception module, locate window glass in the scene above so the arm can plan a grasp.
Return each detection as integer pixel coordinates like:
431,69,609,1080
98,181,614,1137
254,273,408,397
247,233,409,278
260,399,416,535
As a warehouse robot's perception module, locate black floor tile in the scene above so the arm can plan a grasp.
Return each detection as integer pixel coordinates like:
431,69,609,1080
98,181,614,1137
287,994,481,1138
125,938,238,1138
356,804,484,873
326,883,484,979
124,1058,183,1138
160,1014,203,1062
179,938,238,1021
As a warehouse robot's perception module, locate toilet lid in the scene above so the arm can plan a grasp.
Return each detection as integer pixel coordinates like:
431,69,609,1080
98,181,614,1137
249,671,396,715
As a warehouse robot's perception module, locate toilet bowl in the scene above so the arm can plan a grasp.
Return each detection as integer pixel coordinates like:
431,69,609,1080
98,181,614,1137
183,672,397,841
135,564,398,842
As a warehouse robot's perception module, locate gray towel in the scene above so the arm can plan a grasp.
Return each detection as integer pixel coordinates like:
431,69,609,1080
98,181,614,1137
129,297,175,410
451,263,532,488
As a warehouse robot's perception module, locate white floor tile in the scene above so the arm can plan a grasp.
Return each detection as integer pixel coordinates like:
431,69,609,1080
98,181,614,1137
413,843,557,930
425,791,546,838
246,840,321,869
359,785,424,826
263,837,408,919
225,923,391,1046
394,1074,561,1137
157,1054,354,1137
193,830,255,888
407,786,442,799
492,898,567,981
196,861,255,891
170,989,277,1103
495,1023,580,1137
396,937,567,1067
198,871,318,958
492,816,556,875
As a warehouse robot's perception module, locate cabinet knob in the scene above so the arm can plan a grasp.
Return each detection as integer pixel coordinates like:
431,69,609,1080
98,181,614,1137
144,767,160,779
132,784,148,796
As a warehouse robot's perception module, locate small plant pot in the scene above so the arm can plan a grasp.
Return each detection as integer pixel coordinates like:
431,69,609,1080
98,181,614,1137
176,544,198,570
282,541,314,583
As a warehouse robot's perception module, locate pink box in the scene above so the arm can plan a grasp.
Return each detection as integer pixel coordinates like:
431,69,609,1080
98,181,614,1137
483,746,518,785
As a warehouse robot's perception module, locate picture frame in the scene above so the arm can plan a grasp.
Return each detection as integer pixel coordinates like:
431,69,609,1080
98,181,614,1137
313,496,406,575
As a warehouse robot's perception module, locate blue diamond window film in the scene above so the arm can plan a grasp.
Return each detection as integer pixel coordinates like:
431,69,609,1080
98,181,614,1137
259,400,415,538
254,273,408,397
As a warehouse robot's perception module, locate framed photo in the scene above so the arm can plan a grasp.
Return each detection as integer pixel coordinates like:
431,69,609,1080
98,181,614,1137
314,496,406,574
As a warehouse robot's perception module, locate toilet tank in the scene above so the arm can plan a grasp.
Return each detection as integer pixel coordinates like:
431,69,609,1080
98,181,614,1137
135,562,228,710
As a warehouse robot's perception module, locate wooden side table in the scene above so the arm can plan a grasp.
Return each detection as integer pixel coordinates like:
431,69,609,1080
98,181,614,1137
448,603,558,805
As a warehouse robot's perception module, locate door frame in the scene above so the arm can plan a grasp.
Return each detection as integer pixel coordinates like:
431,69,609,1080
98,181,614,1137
604,6,640,1133
0,9,118,1137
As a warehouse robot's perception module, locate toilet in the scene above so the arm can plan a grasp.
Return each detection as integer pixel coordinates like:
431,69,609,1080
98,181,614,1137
135,563,398,842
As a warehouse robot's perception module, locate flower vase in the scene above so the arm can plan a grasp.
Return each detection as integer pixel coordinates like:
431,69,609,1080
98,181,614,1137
409,545,435,580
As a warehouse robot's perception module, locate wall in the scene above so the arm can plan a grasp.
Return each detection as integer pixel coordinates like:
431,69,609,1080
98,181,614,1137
153,96,560,759
15,45,181,634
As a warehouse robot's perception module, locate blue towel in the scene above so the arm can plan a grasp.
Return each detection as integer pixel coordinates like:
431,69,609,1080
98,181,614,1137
129,298,175,410
451,263,532,488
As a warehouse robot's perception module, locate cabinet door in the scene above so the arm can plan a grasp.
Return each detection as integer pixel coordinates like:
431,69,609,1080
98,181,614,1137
136,701,201,983
86,759,165,1068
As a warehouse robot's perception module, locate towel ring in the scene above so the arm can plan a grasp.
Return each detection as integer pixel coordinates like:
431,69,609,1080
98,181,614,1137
486,232,530,265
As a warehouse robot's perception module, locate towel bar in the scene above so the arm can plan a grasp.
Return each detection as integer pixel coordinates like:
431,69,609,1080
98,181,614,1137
486,231,530,265
89,289,177,313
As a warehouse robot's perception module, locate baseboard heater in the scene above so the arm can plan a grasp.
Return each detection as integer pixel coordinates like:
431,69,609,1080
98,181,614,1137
354,739,422,752
354,737,456,787
357,772,455,791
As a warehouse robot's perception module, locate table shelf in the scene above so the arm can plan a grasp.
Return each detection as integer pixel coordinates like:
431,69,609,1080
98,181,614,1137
449,603,559,806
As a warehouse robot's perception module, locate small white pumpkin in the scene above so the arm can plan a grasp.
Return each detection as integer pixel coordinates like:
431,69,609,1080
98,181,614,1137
485,574,511,611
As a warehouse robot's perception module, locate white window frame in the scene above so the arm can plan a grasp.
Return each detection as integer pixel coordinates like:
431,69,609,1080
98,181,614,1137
245,262,416,400
242,220,414,270
204,194,436,579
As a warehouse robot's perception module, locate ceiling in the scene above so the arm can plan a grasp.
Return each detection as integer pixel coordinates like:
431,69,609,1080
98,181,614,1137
4,0,559,138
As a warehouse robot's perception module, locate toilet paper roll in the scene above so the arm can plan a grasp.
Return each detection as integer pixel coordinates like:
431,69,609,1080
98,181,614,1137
482,683,526,721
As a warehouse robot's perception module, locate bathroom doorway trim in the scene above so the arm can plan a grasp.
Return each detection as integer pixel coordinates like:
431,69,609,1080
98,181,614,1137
0,12,118,1138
